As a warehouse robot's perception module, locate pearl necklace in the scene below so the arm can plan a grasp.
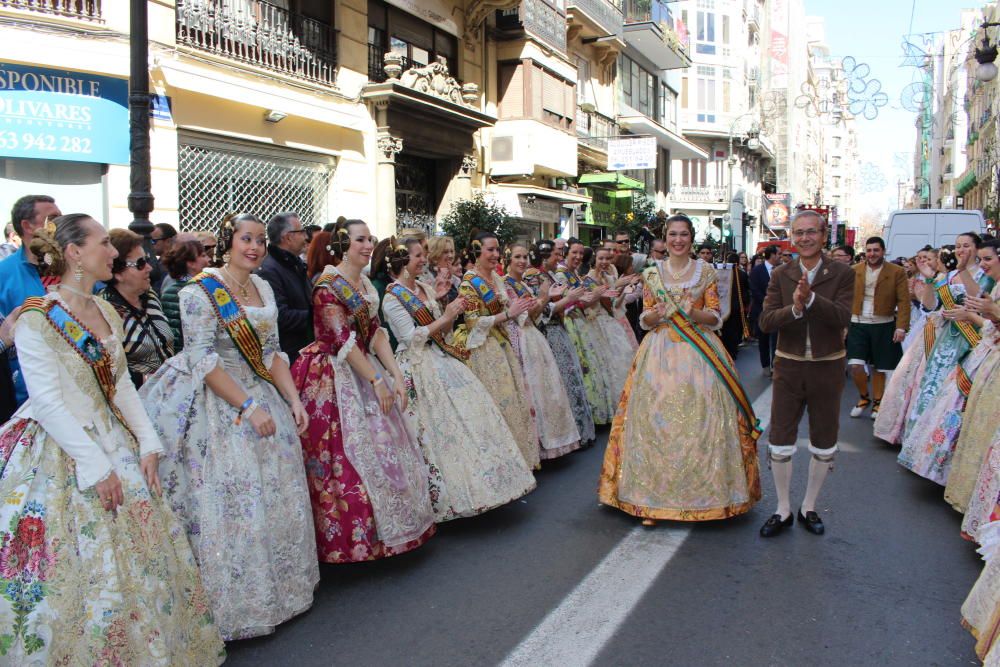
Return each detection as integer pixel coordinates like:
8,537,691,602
222,266,253,299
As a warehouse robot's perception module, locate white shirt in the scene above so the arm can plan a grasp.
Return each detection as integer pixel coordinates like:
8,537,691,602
851,263,895,325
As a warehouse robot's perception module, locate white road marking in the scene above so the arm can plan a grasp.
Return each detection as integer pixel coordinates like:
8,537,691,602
498,385,773,667
752,384,773,434
498,525,691,667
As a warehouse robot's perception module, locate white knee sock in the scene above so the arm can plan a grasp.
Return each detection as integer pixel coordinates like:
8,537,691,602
772,458,792,519
801,456,832,514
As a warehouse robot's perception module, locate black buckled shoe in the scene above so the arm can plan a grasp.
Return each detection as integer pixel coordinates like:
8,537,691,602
797,509,825,535
759,513,793,537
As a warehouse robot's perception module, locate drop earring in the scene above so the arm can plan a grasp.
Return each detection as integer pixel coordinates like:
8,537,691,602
73,263,83,283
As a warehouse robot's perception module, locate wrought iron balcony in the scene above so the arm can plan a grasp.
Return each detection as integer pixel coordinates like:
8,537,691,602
176,0,337,86
577,105,619,152
495,0,567,54
368,44,415,83
0,0,101,21
671,185,729,203
567,0,624,40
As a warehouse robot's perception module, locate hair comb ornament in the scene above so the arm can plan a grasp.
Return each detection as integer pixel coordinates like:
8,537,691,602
43,216,57,235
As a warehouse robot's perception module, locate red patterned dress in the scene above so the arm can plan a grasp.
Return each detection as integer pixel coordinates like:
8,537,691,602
291,266,435,563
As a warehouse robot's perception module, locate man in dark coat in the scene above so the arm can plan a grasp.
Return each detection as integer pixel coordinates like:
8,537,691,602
749,244,780,375
257,212,313,365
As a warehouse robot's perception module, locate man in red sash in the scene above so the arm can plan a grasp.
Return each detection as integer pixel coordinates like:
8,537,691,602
758,211,855,537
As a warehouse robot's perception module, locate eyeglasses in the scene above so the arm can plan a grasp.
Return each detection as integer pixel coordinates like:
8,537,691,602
781,253,793,257
286,229,308,235
791,229,822,238
124,256,149,270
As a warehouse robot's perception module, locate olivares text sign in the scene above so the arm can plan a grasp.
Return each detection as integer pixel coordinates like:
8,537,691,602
0,62,128,165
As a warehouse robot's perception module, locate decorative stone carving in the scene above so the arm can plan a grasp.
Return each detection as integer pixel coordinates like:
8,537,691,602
377,135,403,162
398,61,478,108
460,153,478,177
383,52,403,80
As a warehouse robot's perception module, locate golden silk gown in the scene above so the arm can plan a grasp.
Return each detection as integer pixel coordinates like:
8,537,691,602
598,260,761,521
962,526,1000,662
456,271,540,470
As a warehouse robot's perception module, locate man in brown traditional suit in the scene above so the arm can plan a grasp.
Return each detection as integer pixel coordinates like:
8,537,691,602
758,210,855,537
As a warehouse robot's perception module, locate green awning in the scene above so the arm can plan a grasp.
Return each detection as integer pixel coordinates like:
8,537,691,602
957,171,978,195
578,172,646,191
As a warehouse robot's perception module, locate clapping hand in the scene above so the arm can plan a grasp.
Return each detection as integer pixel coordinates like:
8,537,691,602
444,297,467,321
0,306,21,348
916,255,936,280
793,274,811,313
943,307,976,323
507,297,534,318
966,294,1000,322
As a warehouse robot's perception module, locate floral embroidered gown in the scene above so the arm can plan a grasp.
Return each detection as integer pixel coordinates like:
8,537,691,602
874,313,939,445
598,260,762,521
291,266,436,562
382,280,536,520
554,265,617,425
899,269,995,476
140,270,318,640
456,270,541,469
961,528,1000,663
0,293,223,665
587,269,639,400
503,275,581,459
534,268,596,446
901,283,1000,489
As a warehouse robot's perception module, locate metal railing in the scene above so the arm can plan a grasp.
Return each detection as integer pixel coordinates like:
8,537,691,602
368,44,415,83
567,0,623,38
671,185,729,203
623,0,670,25
0,0,101,21
576,106,618,152
176,0,337,86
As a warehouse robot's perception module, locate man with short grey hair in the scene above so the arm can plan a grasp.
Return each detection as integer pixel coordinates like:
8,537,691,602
257,212,313,363
758,210,854,538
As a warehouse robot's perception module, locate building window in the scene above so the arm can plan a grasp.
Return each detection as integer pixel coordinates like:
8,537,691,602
499,60,575,132
178,135,334,233
620,55,656,119
695,65,716,123
696,10,715,54
681,159,708,187
368,0,458,82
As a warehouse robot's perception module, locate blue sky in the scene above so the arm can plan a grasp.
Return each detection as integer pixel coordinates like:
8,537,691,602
802,0,985,214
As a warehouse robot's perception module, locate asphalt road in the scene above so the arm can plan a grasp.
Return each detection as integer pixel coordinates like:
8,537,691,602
225,345,983,666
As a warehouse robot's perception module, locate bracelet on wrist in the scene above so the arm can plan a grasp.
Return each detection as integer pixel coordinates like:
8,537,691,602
234,397,255,425
370,371,383,385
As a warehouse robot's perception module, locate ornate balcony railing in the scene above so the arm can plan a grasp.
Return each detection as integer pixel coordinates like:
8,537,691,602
176,0,337,86
567,0,624,39
0,0,101,21
576,106,618,152
671,185,729,203
368,44,416,83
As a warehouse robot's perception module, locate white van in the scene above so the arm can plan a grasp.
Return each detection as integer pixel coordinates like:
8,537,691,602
883,209,985,259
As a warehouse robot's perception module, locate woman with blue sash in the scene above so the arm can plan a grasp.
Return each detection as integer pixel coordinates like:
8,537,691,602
534,241,596,446
555,240,617,425
504,243,582,460
0,214,223,664
455,232,540,469
598,215,761,525
141,214,318,640
379,238,535,520
900,232,996,482
291,219,436,562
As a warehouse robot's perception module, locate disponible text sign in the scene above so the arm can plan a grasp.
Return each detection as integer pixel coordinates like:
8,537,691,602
608,136,656,171
0,63,128,165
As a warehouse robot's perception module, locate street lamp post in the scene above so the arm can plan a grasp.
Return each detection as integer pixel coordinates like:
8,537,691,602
727,112,761,253
127,0,154,239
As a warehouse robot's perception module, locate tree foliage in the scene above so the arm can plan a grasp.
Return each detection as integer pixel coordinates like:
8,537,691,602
440,192,518,252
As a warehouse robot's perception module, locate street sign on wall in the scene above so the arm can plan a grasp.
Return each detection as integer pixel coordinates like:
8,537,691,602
608,136,657,170
0,62,129,165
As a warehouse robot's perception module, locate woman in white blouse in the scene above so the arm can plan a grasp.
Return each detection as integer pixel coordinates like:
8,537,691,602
380,238,535,521
0,214,223,664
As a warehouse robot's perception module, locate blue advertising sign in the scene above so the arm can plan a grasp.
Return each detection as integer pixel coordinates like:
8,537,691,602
0,62,129,165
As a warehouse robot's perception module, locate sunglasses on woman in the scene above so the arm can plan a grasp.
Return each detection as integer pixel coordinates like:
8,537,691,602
124,257,149,270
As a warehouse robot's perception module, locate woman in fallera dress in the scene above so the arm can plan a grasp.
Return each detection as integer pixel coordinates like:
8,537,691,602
587,245,641,397
598,214,762,525
899,233,996,481
874,248,951,445
533,241,596,447
141,213,319,640
0,214,223,664
456,232,540,469
292,219,436,562
555,240,617,424
380,238,535,520
904,240,1000,495
504,243,582,460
